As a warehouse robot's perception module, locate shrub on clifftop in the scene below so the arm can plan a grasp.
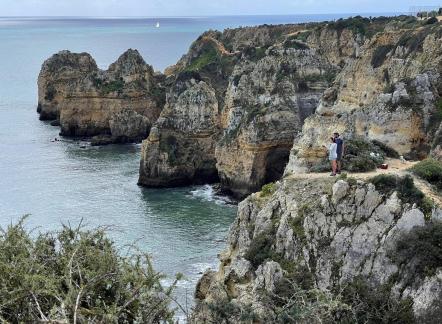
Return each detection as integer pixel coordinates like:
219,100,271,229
411,158,442,192
0,217,178,323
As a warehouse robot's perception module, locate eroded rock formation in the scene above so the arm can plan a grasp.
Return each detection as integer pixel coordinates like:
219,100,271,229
286,23,442,173
192,176,442,322
37,49,164,144
138,20,370,195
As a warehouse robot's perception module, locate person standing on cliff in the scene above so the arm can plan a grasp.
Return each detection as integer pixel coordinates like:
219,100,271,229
328,137,338,176
334,132,344,174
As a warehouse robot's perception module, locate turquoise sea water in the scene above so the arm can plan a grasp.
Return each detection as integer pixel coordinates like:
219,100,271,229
0,14,393,317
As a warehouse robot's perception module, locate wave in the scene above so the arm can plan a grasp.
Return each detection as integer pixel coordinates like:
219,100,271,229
189,184,235,206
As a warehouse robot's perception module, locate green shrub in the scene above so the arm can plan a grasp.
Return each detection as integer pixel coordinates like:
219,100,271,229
340,277,415,323
426,17,438,25
411,158,442,191
392,221,442,278
185,44,219,72
101,78,125,94
370,175,433,215
372,139,400,158
260,182,276,197
294,31,311,43
343,138,386,172
283,39,310,50
371,45,394,68
244,230,274,269
0,217,177,323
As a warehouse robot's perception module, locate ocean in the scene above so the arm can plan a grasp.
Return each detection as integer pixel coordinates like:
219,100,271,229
0,14,393,318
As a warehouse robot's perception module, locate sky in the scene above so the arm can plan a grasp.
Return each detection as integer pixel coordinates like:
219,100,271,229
1,0,441,17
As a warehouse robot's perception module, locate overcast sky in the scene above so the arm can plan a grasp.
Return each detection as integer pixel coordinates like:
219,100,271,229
1,0,441,17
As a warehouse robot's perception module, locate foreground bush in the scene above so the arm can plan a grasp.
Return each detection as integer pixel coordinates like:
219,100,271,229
0,217,178,323
411,158,442,191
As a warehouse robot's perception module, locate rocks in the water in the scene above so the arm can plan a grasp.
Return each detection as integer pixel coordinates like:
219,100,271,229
138,77,220,187
37,49,163,144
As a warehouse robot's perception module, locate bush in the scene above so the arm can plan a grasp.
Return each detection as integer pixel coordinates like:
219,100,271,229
0,217,177,323
411,158,442,191
372,139,400,158
244,230,274,269
343,138,385,172
340,277,415,323
370,175,433,215
371,45,394,68
101,78,125,94
426,17,438,25
260,182,276,197
392,221,442,278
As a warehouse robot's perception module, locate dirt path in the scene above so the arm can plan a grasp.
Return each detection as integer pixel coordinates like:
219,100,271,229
288,158,442,206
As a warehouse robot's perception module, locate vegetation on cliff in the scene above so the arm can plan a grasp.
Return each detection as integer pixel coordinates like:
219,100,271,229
0,217,179,323
411,159,442,192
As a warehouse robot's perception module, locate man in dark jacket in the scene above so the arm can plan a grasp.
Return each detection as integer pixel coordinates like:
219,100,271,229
334,132,344,174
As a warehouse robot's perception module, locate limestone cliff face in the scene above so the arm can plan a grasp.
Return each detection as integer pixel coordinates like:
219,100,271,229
37,49,163,143
138,76,220,186
215,47,335,197
192,176,442,322
37,51,98,120
139,21,366,194
286,23,442,173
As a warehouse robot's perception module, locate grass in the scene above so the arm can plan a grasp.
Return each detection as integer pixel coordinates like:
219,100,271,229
411,158,442,192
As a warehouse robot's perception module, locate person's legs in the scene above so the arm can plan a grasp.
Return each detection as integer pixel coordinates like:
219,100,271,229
337,158,342,173
330,160,337,175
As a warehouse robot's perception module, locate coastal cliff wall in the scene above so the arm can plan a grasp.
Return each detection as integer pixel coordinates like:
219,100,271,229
138,21,367,195
37,49,164,144
38,16,442,197
286,22,442,173
192,175,442,323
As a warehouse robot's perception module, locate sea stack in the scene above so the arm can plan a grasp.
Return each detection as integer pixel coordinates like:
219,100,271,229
37,49,164,144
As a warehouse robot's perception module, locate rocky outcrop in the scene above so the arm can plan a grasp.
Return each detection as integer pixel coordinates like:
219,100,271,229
286,23,442,173
37,49,164,143
192,176,442,322
139,20,370,194
138,76,220,186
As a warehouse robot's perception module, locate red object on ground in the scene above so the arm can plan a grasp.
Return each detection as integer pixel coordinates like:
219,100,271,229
380,164,389,169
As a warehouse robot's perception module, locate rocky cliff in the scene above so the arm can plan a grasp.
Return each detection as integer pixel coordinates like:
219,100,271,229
139,20,369,194
192,174,442,323
286,20,442,173
37,49,164,144
139,16,442,197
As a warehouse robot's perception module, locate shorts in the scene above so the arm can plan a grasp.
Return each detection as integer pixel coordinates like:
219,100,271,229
336,153,343,161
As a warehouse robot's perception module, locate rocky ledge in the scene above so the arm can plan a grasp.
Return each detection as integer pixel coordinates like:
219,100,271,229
192,174,442,322
37,49,164,144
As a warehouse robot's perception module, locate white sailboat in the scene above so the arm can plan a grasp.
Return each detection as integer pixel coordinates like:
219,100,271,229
155,22,160,28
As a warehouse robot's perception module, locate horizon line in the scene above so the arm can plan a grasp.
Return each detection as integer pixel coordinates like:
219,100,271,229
0,11,408,19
